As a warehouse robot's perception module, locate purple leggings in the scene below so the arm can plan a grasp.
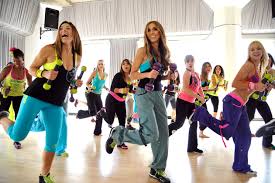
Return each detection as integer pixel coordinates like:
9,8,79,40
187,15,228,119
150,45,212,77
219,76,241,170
193,94,252,172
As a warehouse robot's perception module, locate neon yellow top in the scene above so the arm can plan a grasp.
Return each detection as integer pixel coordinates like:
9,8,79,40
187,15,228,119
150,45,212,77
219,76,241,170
1,66,26,97
43,50,63,71
206,74,225,96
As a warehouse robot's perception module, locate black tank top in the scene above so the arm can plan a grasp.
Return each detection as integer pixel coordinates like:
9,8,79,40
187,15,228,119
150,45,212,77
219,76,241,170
25,62,76,106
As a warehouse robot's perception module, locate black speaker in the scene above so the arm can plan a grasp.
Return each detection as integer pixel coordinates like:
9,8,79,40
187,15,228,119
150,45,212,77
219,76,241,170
44,8,59,30
272,0,275,19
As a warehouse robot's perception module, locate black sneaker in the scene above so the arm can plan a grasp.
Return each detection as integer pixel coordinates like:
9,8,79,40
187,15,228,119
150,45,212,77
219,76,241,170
39,173,55,183
263,144,275,150
149,168,170,183
0,111,9,120
105,128,117,154
188,148,203,154
13,142,22,149
255,119,275,137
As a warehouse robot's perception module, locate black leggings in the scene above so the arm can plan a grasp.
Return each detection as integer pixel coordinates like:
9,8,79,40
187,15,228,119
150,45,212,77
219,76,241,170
104,94,126,127
0,94,23,118
199,95,219,131
246,98,273,147
199,102,208,131
76,92,103,135
209,95,219,112
168,98,198,152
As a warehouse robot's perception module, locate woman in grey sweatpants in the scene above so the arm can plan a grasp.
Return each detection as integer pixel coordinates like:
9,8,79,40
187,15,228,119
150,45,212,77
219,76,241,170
105,20,172,183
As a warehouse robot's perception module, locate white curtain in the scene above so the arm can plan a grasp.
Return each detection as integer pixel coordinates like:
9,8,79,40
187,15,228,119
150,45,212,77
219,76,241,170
0,29,25,69
59,0,214,38
0,0,40,36
109,38,138,81
242,0,275,31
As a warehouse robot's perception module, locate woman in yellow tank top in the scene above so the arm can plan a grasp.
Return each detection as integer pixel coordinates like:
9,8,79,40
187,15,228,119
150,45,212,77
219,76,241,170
0,48,32,149
206,65,227,118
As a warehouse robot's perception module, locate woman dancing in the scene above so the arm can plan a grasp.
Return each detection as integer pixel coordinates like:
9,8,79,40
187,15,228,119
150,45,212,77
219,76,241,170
189,40,268,175
163,70,180,123
0,48,32,149
248,53,275,148
0,21,82,182
168,55,204,154
102,59,132,149
198,62,212,138
76,59,107,135
105,21,171,183
206,65,227,118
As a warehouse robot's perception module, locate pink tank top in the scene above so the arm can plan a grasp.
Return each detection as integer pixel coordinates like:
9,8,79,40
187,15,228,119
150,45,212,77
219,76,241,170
178,71,201,103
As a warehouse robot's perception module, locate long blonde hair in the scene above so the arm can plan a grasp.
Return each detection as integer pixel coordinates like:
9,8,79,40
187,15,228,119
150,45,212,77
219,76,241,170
54,21,82,59
247,41,268,77
144,21,170,71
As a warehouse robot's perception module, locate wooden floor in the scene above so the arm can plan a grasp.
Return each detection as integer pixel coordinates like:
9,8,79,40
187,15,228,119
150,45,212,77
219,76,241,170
0,115,274,183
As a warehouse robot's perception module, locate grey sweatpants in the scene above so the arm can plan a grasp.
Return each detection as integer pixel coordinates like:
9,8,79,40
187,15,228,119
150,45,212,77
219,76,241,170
112,87,169,170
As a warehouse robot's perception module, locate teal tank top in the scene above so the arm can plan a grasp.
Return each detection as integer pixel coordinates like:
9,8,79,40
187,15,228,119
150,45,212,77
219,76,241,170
91,71,106,94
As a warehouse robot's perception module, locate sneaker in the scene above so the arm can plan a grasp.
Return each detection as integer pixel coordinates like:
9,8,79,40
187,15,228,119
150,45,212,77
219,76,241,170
0,111,9,120
234,169,257,177
105,128,117,154
149,168,170,183
263,144,275,150
39,173,55,183
13,142,22,149
187,148,203,154
126,124,135,130
244,170,257,176
56,152,69,158
255,119,275,137
117,143,128,149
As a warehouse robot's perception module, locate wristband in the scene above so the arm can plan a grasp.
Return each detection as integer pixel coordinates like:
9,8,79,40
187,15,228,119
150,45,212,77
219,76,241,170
248,82,255,91
36,69,44,78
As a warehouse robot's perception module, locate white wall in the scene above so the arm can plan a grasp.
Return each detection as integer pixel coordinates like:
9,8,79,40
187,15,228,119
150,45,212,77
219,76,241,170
24,4,60,68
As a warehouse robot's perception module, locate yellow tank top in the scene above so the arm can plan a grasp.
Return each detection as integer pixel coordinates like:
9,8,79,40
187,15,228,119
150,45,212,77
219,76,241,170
1,66,27,97
207,74,225,96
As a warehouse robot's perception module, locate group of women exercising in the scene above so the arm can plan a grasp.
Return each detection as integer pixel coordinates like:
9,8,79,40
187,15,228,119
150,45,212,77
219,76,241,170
0,20,274,183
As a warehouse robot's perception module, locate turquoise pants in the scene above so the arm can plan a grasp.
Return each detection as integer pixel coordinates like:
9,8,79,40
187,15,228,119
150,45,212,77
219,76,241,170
31,95,68,154
7,95,63,152
112,88,169,170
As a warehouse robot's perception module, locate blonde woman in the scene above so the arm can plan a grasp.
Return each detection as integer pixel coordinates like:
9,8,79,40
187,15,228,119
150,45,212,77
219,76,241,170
190,41,268,175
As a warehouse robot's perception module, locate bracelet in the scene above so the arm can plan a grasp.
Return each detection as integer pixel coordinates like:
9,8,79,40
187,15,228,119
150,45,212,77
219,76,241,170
248,82,255,91
36,69,44,78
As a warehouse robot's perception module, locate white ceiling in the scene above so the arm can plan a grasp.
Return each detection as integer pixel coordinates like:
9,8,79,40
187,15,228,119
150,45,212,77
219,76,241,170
40,0,103,7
